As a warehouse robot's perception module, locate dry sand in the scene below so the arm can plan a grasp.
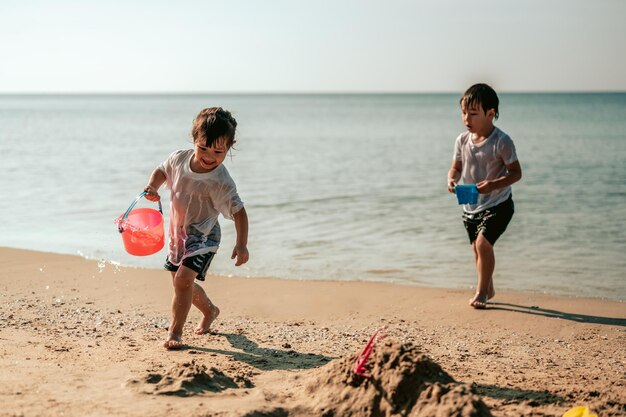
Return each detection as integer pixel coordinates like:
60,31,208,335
0,247,624,416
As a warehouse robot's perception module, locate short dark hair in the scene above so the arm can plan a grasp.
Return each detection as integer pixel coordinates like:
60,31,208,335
192,107,238,148
460,83,499,120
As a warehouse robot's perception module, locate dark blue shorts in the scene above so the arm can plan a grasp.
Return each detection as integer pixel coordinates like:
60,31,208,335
164,252,215,281
462,196,514,245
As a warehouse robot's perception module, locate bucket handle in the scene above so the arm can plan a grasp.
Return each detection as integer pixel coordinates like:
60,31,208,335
118,192,163,233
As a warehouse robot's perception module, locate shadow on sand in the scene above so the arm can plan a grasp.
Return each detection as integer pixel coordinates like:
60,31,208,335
473,383,564,406
488,302,626,327
185,332,334,371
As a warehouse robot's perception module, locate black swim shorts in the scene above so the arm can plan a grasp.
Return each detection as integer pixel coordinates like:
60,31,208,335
164,252,215,281
462,195,514,245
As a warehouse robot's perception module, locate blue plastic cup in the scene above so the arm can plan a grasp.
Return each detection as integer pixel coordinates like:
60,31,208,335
455,184,479,205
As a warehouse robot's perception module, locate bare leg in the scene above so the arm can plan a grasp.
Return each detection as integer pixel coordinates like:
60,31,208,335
469,234,495,309
472,242,496,300
164,267,196,349
192,282,220,335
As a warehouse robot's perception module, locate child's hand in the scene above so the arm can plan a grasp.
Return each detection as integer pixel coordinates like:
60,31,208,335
231,245,249,266
144,185,160,202
447,180,457,193
476,180,494,194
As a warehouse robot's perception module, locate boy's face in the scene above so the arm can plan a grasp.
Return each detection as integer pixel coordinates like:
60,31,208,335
461,102,495,135
192,136,228,173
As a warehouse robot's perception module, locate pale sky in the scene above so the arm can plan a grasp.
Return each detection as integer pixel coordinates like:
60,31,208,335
1,0,624,93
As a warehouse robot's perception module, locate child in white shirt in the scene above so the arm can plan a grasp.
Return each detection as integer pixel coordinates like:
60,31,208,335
447,84,522,309
144,107,249,349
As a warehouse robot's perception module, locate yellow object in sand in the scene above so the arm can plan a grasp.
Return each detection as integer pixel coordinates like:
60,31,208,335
562,406,597,417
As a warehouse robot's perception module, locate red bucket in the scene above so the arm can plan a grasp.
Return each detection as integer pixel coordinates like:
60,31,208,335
117,192,164,256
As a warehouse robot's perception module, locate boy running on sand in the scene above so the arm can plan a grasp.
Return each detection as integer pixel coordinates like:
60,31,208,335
144,107,249,348
447,84,522,309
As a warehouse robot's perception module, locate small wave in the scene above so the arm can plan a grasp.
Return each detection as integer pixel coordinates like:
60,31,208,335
365,268,405,275
252,193,365,209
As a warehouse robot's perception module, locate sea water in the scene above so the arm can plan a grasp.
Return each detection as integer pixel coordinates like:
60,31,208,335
0,93,624,300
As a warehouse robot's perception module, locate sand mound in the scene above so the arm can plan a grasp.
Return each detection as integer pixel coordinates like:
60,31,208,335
127,359,252,396
298,340,492,417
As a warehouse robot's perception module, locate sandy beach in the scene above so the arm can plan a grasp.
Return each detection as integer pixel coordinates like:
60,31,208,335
0,247,624,416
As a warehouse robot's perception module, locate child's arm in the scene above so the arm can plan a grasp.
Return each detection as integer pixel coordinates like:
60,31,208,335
447,160,462,193
144,167,166,202
476,160,522,194
231,207,249,266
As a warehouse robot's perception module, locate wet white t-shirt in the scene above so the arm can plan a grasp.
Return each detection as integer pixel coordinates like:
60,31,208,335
158,149,244,265
453,127,518,214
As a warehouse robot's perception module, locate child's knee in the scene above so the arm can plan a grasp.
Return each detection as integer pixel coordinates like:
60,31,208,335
173,267,196,290
475,234,493,252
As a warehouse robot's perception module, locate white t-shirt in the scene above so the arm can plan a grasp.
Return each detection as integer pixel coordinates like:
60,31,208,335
158,149,244,265
453,127,518,213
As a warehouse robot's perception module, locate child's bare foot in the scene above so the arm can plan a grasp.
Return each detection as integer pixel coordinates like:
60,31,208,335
469,292,489,309
163,333,184,350
194,305,220,335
